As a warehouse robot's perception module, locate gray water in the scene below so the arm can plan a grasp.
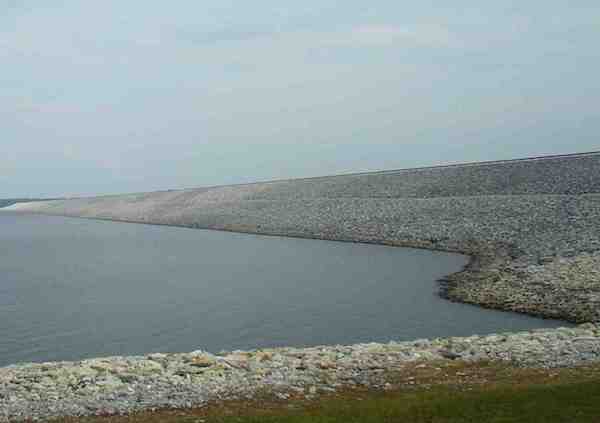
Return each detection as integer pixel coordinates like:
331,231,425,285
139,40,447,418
0,213,564,366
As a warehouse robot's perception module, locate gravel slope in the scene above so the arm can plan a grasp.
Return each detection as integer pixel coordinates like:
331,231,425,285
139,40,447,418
8,152,600,322
2,324,599,421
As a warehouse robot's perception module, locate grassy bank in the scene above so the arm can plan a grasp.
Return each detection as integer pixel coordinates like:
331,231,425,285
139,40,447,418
54,362,600,423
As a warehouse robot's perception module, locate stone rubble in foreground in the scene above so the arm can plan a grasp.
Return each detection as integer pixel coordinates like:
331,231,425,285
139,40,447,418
1,324,600,421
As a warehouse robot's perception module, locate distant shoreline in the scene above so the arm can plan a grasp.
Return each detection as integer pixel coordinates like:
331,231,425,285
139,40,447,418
7,151,600,323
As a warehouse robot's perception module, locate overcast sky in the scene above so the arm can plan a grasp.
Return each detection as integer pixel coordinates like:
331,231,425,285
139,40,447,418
2,1,599,197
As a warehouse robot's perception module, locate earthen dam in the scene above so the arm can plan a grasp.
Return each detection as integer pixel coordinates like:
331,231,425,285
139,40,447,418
8,151,600,322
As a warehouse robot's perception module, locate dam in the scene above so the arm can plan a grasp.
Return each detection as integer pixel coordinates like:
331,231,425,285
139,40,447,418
8,152,600,322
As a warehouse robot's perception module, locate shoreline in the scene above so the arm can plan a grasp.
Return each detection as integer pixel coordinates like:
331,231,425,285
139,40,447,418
2,323,599,421
2,152,600,420
7,208,598,323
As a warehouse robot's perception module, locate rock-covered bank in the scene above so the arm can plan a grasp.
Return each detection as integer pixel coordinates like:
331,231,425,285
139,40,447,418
2,324,600,421
8,152,600,322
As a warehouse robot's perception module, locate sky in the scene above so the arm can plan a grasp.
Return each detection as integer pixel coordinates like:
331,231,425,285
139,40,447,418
2,1,599,197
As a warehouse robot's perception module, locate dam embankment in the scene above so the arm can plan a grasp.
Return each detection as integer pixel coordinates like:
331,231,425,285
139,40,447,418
8,152,600,322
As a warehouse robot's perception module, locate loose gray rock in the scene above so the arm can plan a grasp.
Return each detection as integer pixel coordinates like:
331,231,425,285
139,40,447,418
1,324,599,421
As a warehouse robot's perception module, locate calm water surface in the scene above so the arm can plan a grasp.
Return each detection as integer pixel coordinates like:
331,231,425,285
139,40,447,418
0,212,564,366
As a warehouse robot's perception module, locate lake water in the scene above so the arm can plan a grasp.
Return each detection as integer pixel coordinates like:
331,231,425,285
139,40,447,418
0,212,564,366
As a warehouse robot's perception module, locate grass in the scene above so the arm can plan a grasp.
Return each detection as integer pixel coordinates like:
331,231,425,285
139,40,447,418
56,362,600,423
253,381,600,423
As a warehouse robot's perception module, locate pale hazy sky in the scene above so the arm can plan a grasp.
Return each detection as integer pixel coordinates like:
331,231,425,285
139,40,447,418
2,1,599,197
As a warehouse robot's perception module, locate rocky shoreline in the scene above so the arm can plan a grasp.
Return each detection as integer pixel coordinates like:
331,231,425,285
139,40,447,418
3,152,600,420
7,154,600,323
2,324,600,421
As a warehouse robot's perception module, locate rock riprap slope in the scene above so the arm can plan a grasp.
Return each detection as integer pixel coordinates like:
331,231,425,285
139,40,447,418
2,324,599,421
9,152,600,322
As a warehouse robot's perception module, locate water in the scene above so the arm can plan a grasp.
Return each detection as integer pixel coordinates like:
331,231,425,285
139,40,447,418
0,212,564,366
